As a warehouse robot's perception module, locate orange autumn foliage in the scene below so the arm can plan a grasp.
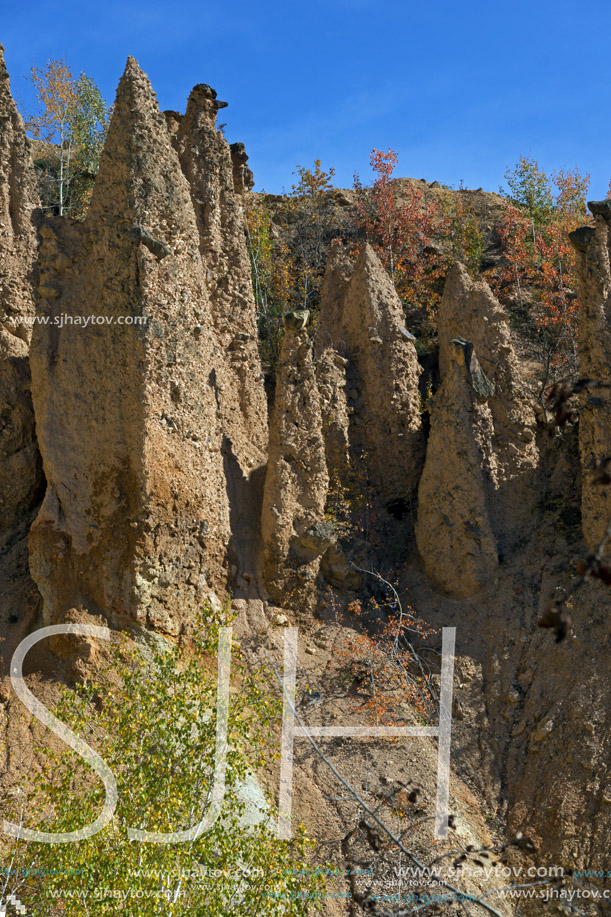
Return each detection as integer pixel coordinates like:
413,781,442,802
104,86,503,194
491,158,590,379
354,149,448,324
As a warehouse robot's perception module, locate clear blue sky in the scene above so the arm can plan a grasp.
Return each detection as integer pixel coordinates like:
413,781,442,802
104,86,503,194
3,0,610,198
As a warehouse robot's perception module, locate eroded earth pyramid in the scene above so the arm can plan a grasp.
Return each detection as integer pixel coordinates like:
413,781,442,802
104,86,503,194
416,337,498,596
261,311,331,609
570,202,611,552
0,46,42,544
28,58,267,634
315,242,424,503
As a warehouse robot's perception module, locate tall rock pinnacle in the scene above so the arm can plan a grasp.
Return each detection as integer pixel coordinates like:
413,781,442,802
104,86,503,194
0,45,42,543
29,58,237,633
415,337,498,596
173,84,267,457
315,242,424,503
261,312,332,609
437,264,540,549
415,264,541,595
570,202,611,551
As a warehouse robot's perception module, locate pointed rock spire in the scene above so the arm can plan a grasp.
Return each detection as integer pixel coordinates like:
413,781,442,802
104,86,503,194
437,263,539,546
88,56,195,233
0,42,40,320
0,44,42,543
261,312,332,609
229,142,254,194
569,203,611,551
415,337,498,596
173,82,267,458
29,58,232,633
315,242,424,501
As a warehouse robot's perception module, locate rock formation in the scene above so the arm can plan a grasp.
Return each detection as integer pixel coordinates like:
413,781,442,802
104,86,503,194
1,42,609,894
229,142,255,194
315,346,351,485
28,58,266,634
0,46,42,543
315,242,424,502
437,263,539,549
172,85,267,457
415,338,498,596
261,311,332,609
569,203,611,551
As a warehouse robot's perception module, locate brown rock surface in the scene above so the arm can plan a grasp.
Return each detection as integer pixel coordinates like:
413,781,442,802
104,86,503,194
229,141,255,194
261,312,332,609
28,58,265,634
415,337,498,596
315,346,350,482
438,263,540,547
569,204,611,551
0,46,42,543
0,46,39,336
315,242,424,501
0,47,607,902
173,84,267,458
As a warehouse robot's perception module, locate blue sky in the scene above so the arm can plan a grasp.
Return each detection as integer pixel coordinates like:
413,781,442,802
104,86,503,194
3,0,610,198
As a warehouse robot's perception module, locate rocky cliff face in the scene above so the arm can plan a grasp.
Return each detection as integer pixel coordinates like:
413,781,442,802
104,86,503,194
570,202,611,552
172,84,268,458
416,337,498,596
0,46,42,544
416,265,541,597
28,59,267,634
315,242,424,502
261,311,331,609
438,264,540,549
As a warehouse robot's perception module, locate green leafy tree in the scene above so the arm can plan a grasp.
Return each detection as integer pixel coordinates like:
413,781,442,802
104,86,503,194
68,72,111,214
4,604,321,915
503,155,554,232
246,199,292,376
25,59,110,218
285,160,337,311
441,192,484,278
493,157,590,386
